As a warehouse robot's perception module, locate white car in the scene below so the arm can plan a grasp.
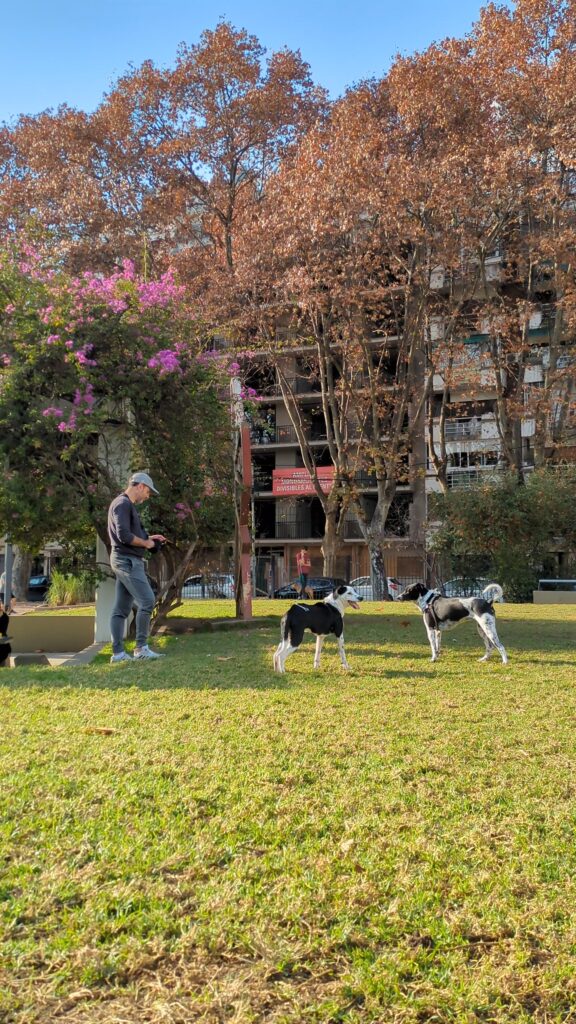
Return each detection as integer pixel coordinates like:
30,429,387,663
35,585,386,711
350,576,402,600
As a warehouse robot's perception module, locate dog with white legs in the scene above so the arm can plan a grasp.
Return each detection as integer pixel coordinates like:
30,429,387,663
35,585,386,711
397,582,508,664
273,585,362,674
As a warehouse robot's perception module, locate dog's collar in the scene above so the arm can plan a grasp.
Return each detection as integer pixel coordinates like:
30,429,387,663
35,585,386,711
417,589,440,611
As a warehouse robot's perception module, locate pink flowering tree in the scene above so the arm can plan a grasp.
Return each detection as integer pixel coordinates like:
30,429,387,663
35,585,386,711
0,245,234,620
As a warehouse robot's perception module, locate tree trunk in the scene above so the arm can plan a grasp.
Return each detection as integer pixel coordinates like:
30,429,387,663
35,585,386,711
321,505,339,576
12,548,33,602
149,540,197,634
368,541,391,601
365,479,396,599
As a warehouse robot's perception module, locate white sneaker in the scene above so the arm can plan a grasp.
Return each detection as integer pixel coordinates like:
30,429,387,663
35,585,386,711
133,645,164,660
110,651,133,664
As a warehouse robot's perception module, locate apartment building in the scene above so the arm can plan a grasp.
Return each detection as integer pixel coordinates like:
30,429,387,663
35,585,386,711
246,348,427,594
425,257,574,498
240,244,574,593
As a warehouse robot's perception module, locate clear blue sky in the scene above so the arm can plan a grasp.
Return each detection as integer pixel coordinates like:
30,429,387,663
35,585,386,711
2,0,503,124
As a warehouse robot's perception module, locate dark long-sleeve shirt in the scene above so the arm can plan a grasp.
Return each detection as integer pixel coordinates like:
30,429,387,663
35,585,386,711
107,493,148,558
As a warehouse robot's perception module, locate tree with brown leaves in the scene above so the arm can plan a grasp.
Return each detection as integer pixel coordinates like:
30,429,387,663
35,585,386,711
0,22,325,287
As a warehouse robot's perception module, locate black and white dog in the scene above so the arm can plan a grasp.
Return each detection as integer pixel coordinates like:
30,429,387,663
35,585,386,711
0,611,12,668
273,585,362,674
398,582,508,664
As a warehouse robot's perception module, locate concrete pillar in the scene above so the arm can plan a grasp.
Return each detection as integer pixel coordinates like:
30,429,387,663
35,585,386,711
94,537,119,642
3,539,13,606
94,402,133,642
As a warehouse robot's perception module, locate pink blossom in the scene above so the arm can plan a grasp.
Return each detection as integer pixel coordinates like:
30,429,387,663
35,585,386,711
147,349,181,375
73,385,95,411
76,348,97,366
43,406,64,417
21,242,39,260
46,334,60,345
5,303,16,314
39,305,54,323
174,501,193,521
121,259,136,279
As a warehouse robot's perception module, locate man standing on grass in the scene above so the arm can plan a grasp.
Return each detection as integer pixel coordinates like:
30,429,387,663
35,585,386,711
107,472,167,663
296,545,312,599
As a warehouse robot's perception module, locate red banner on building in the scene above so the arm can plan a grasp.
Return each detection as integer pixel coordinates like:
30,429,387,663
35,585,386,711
272,467,335,496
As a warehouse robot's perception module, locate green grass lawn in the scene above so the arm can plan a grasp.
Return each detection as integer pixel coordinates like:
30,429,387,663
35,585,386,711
1,602,575,1023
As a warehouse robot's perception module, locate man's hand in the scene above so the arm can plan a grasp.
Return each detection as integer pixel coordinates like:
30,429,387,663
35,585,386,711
147,534,167,550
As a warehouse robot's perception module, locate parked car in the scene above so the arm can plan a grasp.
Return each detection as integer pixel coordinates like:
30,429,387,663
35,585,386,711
350,576,402,601
27,574,51,601
441,577,493,598
182,573,235,599
273,577,347,600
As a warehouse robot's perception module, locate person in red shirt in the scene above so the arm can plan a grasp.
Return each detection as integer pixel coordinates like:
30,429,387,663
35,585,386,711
296,546,312,599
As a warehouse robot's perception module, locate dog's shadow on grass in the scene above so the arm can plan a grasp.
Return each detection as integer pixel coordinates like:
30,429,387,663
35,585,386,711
2,648,437,692
2,658,302,693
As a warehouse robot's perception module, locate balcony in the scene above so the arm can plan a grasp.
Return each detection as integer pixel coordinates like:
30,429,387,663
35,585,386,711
447,466,504,489
274,518,324,540
253,377,323,400
343,507,411,539
252,470,273,492
444,418,483,440
250,424,327,446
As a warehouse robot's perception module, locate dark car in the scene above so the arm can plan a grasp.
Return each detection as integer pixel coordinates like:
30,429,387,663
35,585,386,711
273,576,347,600
181,573,235,599
441,577,492,598
27,574,51,601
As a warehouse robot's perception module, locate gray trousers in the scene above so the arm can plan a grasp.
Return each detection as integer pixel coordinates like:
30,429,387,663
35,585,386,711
110,553,155,654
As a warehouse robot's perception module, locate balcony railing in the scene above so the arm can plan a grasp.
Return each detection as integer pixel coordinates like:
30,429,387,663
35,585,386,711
251,424,328,446
445,418,483,440
252,471,273,492
447,466,504,489
262,518,411,541
343,513,410,539
253,377,323,399
274,520,325,540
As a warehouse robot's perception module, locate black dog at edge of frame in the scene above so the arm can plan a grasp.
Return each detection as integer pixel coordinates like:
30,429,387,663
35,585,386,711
0,610,11,668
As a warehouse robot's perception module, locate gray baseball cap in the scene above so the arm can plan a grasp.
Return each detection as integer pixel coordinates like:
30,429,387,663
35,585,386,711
129,471,159,495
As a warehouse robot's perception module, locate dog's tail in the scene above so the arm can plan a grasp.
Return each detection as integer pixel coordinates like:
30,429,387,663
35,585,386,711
280,612,290,642
482,583,504,604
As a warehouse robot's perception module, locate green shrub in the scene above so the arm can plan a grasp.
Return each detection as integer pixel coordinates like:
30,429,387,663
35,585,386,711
429,467,576,601
46,570,95,606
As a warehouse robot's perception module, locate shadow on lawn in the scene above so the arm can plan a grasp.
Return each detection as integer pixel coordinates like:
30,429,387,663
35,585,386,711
1,652,438,692
357,616,575,647
1,609,573,692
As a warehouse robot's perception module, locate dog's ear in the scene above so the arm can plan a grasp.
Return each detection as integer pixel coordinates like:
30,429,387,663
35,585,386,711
337,585,347,595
